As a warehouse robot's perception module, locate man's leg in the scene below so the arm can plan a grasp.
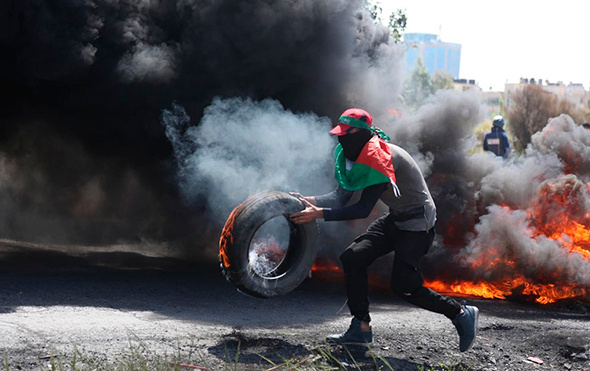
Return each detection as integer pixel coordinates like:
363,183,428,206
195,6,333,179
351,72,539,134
340,215,395,323
390,228,479,351
326,215,393,344
389,228,461,318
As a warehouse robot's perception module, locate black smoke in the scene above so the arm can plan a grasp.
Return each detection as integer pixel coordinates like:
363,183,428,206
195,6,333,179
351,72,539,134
4,0,588,294
0,0,403,258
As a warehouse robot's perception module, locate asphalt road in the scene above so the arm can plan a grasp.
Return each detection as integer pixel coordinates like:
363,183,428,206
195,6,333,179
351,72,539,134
1,241,589,370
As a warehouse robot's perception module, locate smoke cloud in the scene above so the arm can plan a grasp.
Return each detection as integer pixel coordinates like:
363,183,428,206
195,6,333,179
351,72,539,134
529,114,590,176
162,98,335,223
0,0,403,253
422,113,590,288
459,205,590,285
2,0,588,295
385,90,486,249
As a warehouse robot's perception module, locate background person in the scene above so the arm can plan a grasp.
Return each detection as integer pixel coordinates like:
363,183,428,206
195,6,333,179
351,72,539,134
483,115,511,157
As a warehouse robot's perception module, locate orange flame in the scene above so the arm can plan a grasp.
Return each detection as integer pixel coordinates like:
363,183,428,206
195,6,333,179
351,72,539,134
527,178,590,260
432,179,590,305
542,221,590,259
311,258,341,273
425,276,587,304
218,202,247,269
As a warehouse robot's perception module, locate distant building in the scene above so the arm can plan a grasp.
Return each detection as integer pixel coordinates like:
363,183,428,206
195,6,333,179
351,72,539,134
404,33,461,79
544,81,588,111
452,79,480,92
402,33,589,122
505,78,590,113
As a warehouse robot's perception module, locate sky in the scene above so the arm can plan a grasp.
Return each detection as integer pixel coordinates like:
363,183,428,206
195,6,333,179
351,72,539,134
381,1,589,91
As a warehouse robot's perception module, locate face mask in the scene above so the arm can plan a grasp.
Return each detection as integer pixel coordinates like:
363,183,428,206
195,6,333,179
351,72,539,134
338,129,373,161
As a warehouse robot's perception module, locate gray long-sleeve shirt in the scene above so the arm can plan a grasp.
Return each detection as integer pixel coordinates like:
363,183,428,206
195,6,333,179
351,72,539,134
316,144,436,232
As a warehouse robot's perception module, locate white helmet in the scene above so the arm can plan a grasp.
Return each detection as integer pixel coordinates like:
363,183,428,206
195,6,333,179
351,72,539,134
492,115,505,128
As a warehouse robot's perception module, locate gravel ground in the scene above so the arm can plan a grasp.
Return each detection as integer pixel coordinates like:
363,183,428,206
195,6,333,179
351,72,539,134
0,242,589,371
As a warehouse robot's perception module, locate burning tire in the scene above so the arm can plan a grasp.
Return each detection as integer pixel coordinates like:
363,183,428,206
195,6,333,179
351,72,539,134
219,191,319,298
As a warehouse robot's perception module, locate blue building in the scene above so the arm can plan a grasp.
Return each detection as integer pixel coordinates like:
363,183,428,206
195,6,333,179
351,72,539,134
404,33,461,79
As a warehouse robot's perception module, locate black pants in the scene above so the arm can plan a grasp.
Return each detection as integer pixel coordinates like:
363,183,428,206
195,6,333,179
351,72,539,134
340,213,462,323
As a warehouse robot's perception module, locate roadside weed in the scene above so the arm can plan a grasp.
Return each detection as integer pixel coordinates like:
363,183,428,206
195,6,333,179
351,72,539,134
4,339,470,370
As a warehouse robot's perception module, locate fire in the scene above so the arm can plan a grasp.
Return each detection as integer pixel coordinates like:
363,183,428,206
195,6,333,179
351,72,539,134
425,279,507,301
425,276,587,305
311,258,341,273
434,175,590,305
428,219,589,304
543,221,590,259
528,176,590,259
310,258,343,283
219,202,247,269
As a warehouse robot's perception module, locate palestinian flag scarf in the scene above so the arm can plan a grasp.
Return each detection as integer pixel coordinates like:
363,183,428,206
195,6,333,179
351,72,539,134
334,135,400,197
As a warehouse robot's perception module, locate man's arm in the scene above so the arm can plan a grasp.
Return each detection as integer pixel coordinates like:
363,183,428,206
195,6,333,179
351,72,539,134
290,183,387,224
323,183,387,221
313,186,354,207
290,186,354,207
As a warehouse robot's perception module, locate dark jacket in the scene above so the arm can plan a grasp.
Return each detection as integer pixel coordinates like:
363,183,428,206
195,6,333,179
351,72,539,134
483,126,511,157
315,144,436,232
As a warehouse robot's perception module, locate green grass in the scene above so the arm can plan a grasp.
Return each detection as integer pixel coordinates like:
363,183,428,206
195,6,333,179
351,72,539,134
4,340,470,371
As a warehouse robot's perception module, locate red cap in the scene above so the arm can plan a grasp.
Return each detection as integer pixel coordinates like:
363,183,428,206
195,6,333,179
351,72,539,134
329,123,353,136
329,108,373,136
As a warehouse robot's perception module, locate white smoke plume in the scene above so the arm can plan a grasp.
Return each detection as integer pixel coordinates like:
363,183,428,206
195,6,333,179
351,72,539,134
473,152,563,208
162,98,336,223
529,114,590,177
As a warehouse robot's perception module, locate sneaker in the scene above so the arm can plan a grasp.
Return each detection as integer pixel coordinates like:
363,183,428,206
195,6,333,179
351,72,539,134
326,317,373,345
452,301,479,352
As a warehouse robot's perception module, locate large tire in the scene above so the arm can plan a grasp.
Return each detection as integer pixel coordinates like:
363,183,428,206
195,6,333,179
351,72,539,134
219,191,319,298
